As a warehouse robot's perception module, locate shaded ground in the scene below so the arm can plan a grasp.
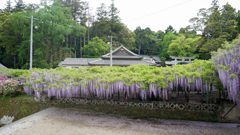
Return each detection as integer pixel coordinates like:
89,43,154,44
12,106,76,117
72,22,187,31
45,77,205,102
0,94,218,123
1,107,239,135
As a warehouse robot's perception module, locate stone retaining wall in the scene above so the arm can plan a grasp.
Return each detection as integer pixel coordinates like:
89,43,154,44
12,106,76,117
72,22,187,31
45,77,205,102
58,98,218,113
218,101,240,123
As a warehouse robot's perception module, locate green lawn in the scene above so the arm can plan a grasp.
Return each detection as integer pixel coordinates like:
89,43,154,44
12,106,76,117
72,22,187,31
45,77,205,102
0,93,34,100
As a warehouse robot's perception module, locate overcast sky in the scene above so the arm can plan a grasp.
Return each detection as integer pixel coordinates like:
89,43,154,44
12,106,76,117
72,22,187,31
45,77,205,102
0,0,240,32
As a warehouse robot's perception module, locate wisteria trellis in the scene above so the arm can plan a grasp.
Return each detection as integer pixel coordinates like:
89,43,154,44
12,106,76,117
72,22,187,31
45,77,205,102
19,60,216,101
212,37,240,106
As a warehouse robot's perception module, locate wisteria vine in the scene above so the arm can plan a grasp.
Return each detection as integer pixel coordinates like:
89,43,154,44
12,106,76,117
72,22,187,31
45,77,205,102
212,37,240,106
16,60,216,101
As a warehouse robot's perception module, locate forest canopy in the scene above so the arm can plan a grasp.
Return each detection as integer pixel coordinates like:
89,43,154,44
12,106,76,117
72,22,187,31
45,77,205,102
0,0,239,69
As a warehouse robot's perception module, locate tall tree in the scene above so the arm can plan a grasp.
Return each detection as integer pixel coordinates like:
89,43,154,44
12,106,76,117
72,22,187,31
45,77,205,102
168,35,200,57
25,4,38,13
95,3,109,41
156,30,165,40
178,25,197,38
81,36,110,57
109,0,122,44
134,27,159,55
34,0,85,66
189,2,238,54
115,24,136,51
13,0,26,12
165,25,176,34
61,0,86,58
159,31,177,60
220,3,238,40
211,0,219,10
79,1,89,56
189,8,209,33
142,27,158,55
4,0,13,13
0,12,28,68
0,0,88,68
134,26,146,55
237,10,240,33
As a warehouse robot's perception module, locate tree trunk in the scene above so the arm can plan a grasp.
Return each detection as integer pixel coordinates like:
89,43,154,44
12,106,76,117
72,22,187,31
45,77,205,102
50,22,53,65
70,36,72,57
166,89,169,101
219,89,222,99
88,26,89,43
50,45,53,65
13,55,15,69
138,37,142,55
101,27,102,38
50,36,53,65
53,46,57,61
60,46,62,60
88,6,90,43
74,37,76,58
80,35,82,58
84,33,85,55
66,35,68,57
27,44,29,69
95,25,97,37
223,89,226,99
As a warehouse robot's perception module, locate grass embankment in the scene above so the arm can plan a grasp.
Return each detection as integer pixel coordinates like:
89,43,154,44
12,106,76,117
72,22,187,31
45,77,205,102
0,94,218,123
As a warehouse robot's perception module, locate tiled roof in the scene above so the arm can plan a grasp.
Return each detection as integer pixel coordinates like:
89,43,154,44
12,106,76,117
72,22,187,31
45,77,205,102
89,59,156,66
102,45,143,59
58,61,63,67
61,58,99,66
0,63,7,68
152,56,161,63
165,61,176,65
170,56,196,59
102,56,143,59
59,45,158,67
141,59,153,63
141,55,161,63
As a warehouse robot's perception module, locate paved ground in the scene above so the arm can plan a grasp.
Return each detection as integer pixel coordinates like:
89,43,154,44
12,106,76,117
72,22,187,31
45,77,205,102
0,107,240,135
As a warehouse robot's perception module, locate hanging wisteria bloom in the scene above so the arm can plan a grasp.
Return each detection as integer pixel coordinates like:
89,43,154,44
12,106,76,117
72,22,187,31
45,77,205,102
212,37,240,106
0,57,216,102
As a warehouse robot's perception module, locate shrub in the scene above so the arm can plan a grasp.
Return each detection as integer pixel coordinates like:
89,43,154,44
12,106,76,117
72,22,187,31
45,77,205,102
0,78,21,97
0,77,8,81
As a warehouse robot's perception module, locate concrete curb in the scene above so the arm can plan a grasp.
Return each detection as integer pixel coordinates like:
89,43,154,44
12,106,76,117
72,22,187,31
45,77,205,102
0,107,239,135
0,107,58,135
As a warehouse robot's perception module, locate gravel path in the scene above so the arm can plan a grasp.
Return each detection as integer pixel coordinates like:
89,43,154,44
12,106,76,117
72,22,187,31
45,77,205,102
1,107,240,135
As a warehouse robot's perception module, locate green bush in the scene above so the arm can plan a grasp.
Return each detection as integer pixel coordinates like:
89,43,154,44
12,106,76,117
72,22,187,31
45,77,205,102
0,79,22,97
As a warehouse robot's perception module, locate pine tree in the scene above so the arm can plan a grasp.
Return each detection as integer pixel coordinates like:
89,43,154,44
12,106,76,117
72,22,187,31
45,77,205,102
4,0,13,13
13,0,26,12
211,0,219,10
109,0,121,36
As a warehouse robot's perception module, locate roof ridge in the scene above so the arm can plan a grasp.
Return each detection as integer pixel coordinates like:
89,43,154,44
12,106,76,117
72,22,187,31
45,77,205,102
141,59,156,64
88,59,102,64
0,63,7,68
103,45,137,57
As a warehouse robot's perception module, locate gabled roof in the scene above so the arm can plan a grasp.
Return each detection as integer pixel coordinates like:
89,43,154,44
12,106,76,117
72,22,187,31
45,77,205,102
59,45,157,67
58,61,63,67
102,45,143,59
0,63,7,68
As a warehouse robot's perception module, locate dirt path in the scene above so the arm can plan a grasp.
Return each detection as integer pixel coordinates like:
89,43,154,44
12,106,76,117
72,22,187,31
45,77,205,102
1,108,240,135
